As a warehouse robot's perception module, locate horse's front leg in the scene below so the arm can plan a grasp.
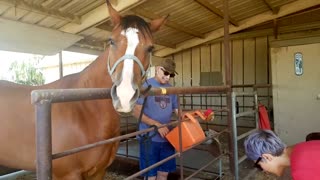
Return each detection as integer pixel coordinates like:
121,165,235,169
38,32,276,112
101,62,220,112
87,170,106,180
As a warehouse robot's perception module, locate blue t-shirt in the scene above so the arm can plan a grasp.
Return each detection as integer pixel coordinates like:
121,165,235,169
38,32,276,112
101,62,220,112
136,77,178,142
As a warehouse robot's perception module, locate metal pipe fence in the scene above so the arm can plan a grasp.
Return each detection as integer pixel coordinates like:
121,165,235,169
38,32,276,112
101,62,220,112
31,86,229,180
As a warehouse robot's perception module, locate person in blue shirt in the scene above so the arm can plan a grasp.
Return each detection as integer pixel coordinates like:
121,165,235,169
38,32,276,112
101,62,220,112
133,58,179,180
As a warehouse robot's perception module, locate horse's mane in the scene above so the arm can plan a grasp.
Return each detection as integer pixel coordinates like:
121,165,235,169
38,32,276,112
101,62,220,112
121,15,152,38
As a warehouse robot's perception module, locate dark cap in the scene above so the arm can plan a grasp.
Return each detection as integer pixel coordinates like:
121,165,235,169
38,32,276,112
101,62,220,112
159,59,178,74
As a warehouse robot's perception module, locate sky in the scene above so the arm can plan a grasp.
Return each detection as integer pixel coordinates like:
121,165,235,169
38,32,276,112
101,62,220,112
0,50,97,81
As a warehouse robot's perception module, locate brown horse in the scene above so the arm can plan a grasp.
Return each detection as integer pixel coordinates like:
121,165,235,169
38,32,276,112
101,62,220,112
0,1,166,179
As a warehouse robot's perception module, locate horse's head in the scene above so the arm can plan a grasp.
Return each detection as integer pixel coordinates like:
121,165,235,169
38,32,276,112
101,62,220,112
106,0,167,114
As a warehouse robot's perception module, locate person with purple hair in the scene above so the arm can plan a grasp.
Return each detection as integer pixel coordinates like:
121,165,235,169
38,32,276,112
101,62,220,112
244,130,320,179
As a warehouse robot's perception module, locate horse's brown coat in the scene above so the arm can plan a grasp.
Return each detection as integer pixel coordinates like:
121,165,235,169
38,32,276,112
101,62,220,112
0,1,166,179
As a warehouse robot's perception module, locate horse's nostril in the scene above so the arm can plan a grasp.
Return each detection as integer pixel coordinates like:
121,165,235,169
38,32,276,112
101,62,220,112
129,89,140,109
132,89,140,101
111,84,120,109
111,84,117,98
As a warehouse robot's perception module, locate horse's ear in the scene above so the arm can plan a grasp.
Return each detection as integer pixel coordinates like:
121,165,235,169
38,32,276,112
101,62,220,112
149,15,169,32
106,0,121,26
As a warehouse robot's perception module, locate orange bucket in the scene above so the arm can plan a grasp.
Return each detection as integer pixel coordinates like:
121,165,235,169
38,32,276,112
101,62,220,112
166,112,206,152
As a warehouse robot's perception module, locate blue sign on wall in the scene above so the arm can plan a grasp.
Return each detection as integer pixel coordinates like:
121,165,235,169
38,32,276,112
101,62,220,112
294,52,303,76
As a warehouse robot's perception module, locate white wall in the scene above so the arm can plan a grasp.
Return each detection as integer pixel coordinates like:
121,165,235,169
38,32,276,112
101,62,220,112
271,42,320,145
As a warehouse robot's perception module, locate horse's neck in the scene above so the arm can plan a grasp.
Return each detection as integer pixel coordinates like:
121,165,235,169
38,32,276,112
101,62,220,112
78,50,113,88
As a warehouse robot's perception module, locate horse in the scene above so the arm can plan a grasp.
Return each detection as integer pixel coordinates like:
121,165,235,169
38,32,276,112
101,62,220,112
0,1,167,179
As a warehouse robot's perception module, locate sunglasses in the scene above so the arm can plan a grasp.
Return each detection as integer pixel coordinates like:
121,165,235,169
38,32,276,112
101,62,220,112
254,157,263,171
161,68,175,78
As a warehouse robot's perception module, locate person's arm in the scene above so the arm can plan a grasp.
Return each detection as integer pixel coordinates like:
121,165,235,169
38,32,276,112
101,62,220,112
132,104,169,138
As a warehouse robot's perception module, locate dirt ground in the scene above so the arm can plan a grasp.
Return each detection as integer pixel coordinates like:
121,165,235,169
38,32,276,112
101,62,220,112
0,157,280,180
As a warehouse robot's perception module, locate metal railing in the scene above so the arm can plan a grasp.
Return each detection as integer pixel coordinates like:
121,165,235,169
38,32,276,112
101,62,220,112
231,91,259,180
31,86,229,180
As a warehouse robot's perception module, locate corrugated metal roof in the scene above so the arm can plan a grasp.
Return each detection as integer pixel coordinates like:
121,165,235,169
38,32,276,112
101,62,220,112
0,0,319,56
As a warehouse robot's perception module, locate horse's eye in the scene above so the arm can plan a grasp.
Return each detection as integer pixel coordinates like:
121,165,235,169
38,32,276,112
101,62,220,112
147,46,154,53
108,38,115,46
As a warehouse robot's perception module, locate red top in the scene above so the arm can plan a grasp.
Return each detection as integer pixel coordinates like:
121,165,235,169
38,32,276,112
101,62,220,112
290,140,320,180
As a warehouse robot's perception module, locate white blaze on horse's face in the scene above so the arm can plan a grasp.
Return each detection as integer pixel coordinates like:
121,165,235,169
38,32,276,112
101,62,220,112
116,27,139,113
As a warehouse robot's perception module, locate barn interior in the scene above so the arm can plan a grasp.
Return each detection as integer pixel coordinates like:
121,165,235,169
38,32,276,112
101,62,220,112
0,0,319,179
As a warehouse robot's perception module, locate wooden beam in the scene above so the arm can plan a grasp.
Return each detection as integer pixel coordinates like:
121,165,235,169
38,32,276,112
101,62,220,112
154,39,176,49
41,0,54,7
273,19,278,39
154,0,320,57
194,0,239,26
270,35,320,47
262,0,280,14
0,0,80,23
206,21,320,44
66,45,103,56
131,8,205,39
76,38,106,50
59,0,146,34
41,0,55,7
96,23,114,32
58,0,82,12
0,17,83,55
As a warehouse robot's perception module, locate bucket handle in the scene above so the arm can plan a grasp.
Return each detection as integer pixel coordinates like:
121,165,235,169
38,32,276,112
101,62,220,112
183,112,199,123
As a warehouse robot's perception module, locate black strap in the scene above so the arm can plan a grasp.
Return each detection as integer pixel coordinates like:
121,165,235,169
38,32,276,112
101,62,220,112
136,84,160,178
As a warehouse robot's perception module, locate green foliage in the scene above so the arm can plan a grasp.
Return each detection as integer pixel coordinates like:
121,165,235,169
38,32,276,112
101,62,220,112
9,55,45,86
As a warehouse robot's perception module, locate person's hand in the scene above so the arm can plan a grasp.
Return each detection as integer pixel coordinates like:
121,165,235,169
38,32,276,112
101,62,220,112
155,122,170,138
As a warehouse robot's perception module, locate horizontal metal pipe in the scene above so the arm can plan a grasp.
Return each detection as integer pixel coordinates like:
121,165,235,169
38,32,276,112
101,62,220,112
0,170,32,180
52,121,179,159
31,86,230,104
144,86,230,96
237,129,257,141
233,91,257,96
232,84,271,88
184,155,223,180
31,88,112,104
125,153,180,180
238,155,247,164
236,110,256,118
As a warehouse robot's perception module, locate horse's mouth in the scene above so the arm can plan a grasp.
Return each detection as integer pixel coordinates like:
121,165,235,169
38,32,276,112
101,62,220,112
117,111,133,117
111,83,139,114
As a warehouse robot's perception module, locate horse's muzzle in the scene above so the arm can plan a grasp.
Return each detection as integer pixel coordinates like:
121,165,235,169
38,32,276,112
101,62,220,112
111,83,140,115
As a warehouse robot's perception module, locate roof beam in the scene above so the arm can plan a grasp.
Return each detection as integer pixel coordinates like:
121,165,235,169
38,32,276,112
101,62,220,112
58,0,82,12
154,0,320,57
96,23,114,32
153,39,176,49
59,0,146,34
66,45,103,56
75,38,106,51
0,0,80,23
206,20,320,44
194,0,239,26
262,0,280,14
41,0,55,7
131,8,205,39
0,17,82,55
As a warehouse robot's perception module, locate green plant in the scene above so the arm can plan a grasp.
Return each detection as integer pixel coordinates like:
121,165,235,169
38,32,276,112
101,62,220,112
9,55,45,86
